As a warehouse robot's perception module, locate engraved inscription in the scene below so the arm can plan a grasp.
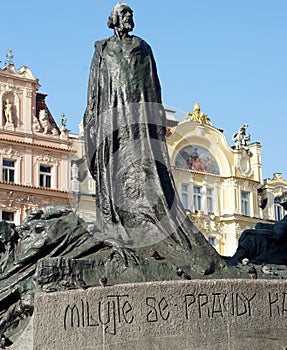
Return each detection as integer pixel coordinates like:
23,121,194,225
268,292,287,317
146,297,170,323
61,288,287,341
64,295,134,335
185,292,257,319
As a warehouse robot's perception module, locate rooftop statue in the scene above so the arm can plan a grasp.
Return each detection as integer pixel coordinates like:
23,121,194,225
232,123,252,156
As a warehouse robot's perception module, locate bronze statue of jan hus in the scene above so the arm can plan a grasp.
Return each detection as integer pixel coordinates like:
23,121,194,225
83,2,222,267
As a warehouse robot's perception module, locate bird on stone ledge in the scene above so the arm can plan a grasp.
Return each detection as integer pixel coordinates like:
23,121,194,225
0,334,12,349
99,276,108,287
0,335,5,349
261,263,275,277
248,266,257,280
149,248,164,260
242,258,249,266
176,268,191,280
204,261,215,275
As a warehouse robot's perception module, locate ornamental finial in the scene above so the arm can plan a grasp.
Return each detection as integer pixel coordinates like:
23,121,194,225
186,102,212,126
193,102,200,111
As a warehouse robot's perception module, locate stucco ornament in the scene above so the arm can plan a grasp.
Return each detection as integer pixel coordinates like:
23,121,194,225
186,102,212,125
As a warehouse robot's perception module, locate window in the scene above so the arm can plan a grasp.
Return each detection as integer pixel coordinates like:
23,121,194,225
2,211,14,222
274,197,284,221
207,188,214,213
181,183,189,209
208,237,216,246
40,165,52,188
193,186,202,212
2,159,15,182
241,191,250,216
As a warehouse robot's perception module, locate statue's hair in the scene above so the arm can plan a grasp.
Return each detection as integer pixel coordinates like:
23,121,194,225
107,2,133,29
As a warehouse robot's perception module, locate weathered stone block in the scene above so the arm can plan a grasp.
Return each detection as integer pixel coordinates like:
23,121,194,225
33,280,287,350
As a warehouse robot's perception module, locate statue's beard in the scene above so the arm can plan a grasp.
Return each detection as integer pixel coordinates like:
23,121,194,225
119,19,134,33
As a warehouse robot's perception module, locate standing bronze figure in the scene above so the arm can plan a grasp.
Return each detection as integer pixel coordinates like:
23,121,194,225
83,2,221,263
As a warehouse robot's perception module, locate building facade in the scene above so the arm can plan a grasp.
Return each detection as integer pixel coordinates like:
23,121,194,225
166,103,285,256
1,60,286,255
260,173,287,222
0,63,72,224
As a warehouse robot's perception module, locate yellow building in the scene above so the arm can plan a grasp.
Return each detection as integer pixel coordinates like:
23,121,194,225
166,102,265,256
260,173,287,222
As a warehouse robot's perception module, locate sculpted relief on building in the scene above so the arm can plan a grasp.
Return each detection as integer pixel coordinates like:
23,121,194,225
0,61,72,224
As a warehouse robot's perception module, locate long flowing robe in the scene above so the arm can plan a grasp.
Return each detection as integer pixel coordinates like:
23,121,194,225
83,34,220,258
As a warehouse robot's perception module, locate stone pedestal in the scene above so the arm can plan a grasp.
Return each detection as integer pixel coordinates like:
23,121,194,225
29,280,287,350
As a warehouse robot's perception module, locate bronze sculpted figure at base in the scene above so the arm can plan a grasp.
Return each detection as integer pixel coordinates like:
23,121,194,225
226,192,287,265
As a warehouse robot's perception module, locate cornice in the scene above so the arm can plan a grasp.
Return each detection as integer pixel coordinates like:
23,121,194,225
0,181,69,196
172,166,261,184
0,136,73,153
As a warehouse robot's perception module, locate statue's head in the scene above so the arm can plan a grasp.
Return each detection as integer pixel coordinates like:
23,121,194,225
108,2,134,33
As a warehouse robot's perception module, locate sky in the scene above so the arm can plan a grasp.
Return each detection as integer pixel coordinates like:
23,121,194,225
1,0,287,180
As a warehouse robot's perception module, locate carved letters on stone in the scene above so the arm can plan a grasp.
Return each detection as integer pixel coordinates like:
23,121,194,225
34,280,287,350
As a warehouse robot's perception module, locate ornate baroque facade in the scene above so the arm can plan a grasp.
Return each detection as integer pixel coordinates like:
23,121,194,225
0,63,72,224
166,103,286,256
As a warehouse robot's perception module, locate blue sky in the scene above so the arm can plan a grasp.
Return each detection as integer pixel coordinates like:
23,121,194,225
2,1,287,180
